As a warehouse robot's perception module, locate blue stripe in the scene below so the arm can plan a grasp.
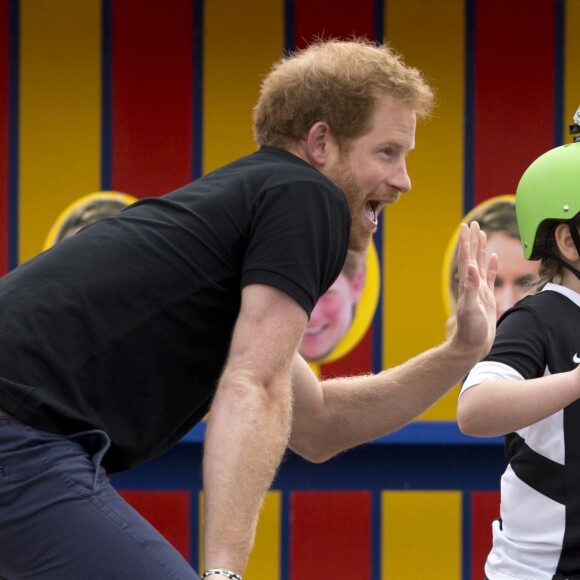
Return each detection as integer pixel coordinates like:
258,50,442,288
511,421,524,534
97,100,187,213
8,0,19,269
284,0,294,53
371,489,382,579
114,442,504,502
280,486,290,580
372,1,385,375
462,492,472,580
374,0,384,43
463,0,476,213
180,420,502,446
370,0,383,540
100,0,112,190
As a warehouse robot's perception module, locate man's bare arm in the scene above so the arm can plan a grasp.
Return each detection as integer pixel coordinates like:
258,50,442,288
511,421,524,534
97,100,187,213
202,284,308,576
289,222,498,461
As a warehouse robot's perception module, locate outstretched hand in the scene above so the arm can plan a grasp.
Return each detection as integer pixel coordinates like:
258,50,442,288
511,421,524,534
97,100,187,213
453,221,498,359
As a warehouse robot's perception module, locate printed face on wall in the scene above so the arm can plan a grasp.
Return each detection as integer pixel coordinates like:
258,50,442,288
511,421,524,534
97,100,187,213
486,231,540,320
44,192,137,250
299,245,380,366
300,261,365,361
442,195,541,336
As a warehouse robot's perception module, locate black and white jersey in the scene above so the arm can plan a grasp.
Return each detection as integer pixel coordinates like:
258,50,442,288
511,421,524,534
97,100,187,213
462,283,580,580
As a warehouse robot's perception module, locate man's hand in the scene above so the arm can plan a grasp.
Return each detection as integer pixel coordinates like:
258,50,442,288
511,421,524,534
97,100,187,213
453,221,498,359
289,221,499,464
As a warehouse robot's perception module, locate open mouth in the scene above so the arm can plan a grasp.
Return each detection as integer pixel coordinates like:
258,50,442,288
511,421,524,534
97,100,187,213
365,200,381,225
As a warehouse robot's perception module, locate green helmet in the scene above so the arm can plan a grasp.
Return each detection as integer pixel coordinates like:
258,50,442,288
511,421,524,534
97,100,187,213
516,141,580,259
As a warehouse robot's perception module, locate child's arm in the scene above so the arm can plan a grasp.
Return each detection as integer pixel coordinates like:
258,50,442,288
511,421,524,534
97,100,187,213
457,367,580,437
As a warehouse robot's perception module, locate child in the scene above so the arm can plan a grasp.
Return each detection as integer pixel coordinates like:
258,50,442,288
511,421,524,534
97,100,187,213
457,137,580,580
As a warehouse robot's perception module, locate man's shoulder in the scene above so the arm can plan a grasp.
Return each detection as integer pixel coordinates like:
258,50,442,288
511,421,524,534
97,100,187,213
216,147,346,204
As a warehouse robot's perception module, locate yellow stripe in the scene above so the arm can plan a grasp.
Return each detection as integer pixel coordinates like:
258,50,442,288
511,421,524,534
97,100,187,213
19,0,101,262
382,490,462,579
198,491,281,579
382,0,465,420
564,0,580,137
245,491,281,579
203,0,284,173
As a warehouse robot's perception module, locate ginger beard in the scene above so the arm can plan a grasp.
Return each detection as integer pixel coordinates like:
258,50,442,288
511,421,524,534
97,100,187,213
329,154,379,253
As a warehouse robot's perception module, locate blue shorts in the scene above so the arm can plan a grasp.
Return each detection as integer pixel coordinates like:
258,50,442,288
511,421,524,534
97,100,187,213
0,419,200,579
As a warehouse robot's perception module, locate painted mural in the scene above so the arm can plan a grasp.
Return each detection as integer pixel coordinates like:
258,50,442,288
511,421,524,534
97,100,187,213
1,0,579,577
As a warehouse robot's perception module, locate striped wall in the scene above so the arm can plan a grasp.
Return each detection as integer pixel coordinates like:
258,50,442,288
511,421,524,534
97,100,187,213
5,0,578,385
383,0,466,419
120,490,192,561
108,0,196,196
18,0,102,262
118,488,501,580
2,0,578,577
565,0,580,139
112,439,505,579
203,0,284,173
291,0,380,380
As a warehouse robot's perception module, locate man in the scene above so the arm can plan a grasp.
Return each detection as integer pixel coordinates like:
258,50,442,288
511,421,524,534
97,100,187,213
0,39,497,580
299,249,366,361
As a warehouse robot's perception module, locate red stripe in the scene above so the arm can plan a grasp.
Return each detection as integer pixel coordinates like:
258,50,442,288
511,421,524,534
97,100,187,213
293,0,376,376
0,0,8,274
473,0,555,204
293,0,376,48
290,491,371,578
111,0,194,198
319,330,373,378
120,490,191,560
470,491,500,578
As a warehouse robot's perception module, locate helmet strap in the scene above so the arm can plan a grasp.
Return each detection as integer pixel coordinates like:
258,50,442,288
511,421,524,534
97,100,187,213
556,259,580,281
552,223,580,281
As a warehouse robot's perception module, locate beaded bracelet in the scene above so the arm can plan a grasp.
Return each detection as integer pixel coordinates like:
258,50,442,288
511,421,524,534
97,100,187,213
202,569,243,580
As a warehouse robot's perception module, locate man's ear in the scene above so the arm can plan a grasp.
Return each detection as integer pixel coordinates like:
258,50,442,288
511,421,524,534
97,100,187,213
555,222,580,262
304,121,332,166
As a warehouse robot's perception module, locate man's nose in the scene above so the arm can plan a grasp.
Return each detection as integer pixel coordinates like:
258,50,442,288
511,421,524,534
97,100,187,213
390,159,412,194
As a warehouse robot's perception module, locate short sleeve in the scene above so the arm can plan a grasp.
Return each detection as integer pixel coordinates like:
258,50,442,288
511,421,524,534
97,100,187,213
485,305,548,380
460,306,546,395
461,360,526,394
241,180,350,314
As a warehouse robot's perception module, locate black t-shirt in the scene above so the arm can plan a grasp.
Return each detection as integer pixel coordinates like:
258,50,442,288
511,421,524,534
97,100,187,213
0,147,350,472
